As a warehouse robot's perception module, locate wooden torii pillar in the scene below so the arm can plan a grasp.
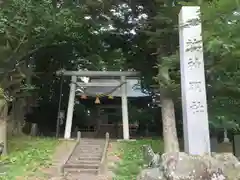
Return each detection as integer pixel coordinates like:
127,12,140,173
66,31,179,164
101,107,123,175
56,70,139,140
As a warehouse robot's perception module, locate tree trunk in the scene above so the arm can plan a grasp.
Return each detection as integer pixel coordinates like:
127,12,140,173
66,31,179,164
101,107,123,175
0,120,7,155
8,99,25,136
160,94,179,153
52,0,57,8
0,99,8,155
30,123,38,136
15,98,25,135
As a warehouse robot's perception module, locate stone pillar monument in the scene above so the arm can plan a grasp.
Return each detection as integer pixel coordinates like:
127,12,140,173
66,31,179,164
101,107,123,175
179,6,210,155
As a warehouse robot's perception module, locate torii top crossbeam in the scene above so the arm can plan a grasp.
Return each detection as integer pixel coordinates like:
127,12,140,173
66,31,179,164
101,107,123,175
56,69,140,77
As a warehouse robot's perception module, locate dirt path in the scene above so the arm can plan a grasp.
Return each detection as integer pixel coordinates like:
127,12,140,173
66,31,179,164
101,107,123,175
26,140,120,180
25,140,76,180
105,141,122,180
45,140,77,179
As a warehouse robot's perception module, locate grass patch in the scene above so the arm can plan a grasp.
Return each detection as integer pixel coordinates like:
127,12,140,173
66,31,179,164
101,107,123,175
113,138,164,180
0,135,59,180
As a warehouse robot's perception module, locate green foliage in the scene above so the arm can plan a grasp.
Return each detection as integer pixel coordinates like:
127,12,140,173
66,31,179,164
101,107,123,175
113,139,164,180
1,0,240,131
140,0,240,128
0,135,59,179
0,0,128,105
129,2,180,95
0,0,58,101
198,0,240,126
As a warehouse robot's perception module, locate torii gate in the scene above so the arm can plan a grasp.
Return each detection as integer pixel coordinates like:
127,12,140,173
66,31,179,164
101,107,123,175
56,69,139,140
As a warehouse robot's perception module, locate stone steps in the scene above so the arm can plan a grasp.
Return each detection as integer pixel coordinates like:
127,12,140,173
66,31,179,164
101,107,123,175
80,140,104,145
62,138,105,178
65,168,98,174
69,154,102,161
77,157,101,161
64,163,99,169
74,149,103,153
68,160,101,165
76,153,102,156
71,152,102,156
68,160,100,165
76,147,102,151
65,172,98,179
